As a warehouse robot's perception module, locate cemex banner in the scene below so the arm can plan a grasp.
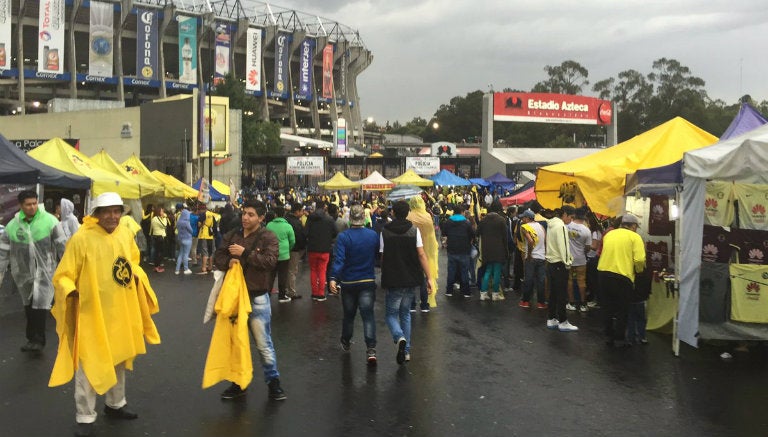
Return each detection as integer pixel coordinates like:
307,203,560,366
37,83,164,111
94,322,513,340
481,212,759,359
493,92,612,125
38,0,65,74
136,8,158,81
286,156,324,176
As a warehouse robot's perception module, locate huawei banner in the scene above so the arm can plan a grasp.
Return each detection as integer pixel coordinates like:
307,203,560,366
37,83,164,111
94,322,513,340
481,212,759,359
296,38,315,101
0,0,11,70
38,0,65,74
214,22,230,85
245,28,261,92
178,16,197,84
273,31,290,98
286,156,324,176
136,8,158,81
493,92,612,125
322,44,333,99
88,2,113,77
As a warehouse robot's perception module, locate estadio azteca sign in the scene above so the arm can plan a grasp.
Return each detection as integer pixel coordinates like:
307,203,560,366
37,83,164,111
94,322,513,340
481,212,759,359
493,92,612,125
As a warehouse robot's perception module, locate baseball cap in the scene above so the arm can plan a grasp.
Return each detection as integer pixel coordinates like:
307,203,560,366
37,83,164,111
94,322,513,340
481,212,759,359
522,209,535,219
349,204,365,226
622,213,640,224
90,192,123,214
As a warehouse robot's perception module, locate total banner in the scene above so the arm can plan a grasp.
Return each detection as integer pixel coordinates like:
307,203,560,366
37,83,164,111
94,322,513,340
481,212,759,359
322,44,333,99
245,28,262,92
88,1,113,77
136,8,158,81
286,156,324,176
0,0,11,70
273,31,290,98
214,22,230,85
405,157,440,175
178,15,197,84
38,0,65,74
493,92,612,125
296,38,315,101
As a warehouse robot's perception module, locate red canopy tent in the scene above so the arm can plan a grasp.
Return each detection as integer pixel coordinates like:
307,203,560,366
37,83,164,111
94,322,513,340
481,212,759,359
499,185,536,206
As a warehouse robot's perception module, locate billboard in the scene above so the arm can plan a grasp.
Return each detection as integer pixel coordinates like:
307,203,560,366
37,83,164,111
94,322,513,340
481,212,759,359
245,28,262,92
335,118,347,156
405,157,440,175
38,0,65,74
431,142,456,157
178,16,197,84
88,2,113,77
493,92,612,125
322,44,333,99
136,8,158,81
296,38,315,101
199,95,230,158
0,0,12,70
214,22,230,85
286,156,324,176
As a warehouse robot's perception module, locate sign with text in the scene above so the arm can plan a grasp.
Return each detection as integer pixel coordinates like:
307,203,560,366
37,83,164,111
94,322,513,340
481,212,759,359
405,157,440,175
493,92,612,125
38,0,65,74
286,156,324,176
296,38,315,101
245,28,262,92
136,8,158,81
273,31,290,98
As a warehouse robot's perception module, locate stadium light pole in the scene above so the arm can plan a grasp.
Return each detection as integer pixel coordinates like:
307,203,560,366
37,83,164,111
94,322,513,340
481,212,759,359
207,24,214,202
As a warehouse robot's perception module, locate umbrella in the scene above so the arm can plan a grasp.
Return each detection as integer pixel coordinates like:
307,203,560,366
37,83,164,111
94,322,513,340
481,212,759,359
387,184,423,201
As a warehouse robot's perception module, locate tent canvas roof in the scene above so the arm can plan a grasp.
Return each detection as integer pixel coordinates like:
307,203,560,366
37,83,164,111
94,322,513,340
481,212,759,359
720,102,768,140
357,171,394,190
0,133,90,189
29,138,143,198
684,122,768,183
485,172,515,184
150,171,198,198
536,117,717,215
91,151,163,197
391,169,434,187
430,169,471,186
318,172,360,190
120,154,182,197
192,178,228,201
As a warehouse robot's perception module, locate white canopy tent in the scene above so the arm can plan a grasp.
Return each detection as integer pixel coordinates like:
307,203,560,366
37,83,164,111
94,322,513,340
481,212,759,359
677,123,768,351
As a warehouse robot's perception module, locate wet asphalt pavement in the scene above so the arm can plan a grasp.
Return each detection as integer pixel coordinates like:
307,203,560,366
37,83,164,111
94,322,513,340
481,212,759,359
1,251,767,437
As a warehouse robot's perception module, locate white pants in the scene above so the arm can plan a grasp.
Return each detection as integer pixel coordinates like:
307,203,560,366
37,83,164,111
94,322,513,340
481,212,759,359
75,362,127,424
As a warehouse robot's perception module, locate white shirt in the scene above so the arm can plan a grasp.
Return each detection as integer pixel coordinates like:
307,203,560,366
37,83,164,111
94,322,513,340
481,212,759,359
567,221,592,266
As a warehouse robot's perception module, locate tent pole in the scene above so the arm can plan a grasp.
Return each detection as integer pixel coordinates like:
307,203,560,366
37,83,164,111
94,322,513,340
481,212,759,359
672,187,681,356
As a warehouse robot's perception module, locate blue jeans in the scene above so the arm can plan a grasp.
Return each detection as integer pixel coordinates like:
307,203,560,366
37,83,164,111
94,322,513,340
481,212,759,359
385,288,415,353
175,238,192,272
522,258,546,303
341,285,377,348
481,262,503,293
446,253,470,295
249,294,280,382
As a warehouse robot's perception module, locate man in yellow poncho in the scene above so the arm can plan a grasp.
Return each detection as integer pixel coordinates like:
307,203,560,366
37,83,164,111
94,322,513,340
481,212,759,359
407,196,439,311
50,192,161,437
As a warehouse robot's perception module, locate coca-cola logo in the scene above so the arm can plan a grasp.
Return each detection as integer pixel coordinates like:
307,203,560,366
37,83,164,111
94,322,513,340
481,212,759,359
598,102,612,124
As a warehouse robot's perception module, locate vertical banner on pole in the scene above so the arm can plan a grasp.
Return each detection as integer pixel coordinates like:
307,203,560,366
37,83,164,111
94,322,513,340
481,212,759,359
296,37,314,101
199,86,207,154
335,118,347,156
38,0,65,74
0,0,12,70
273,31,290,98
245,28,262,93
213,22,230,85
322,44,334,99
136,8,158,81
178,16,198,84
89,1,114,77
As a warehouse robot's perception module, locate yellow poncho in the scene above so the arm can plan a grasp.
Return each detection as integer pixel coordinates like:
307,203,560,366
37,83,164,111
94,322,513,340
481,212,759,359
408,196,439,307
202,262,253,389
50,216,160,394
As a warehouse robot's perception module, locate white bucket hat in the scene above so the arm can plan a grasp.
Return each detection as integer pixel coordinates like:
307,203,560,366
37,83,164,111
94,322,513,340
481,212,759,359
90,192,124,214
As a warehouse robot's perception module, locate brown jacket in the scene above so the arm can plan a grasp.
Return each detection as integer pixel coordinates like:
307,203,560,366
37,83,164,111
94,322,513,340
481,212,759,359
214,227,278,296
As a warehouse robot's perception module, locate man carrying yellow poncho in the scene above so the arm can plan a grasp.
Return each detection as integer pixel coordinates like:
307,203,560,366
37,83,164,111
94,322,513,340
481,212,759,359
407,195,439,311
50,192,161,437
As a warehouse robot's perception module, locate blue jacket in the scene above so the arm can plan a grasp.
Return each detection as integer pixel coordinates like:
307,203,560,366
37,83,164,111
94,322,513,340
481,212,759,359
176,210,194,242
329,227,379,289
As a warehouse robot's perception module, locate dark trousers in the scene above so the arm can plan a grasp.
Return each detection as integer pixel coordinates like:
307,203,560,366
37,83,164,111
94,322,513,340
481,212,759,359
152,236,165,266
512,250,524,291
600,271,633,342
341,284,377,348
627,301,647,343
546,262,568,322
25,305,47,345
411,277,430,310
272,260,290,298
586,256,600,303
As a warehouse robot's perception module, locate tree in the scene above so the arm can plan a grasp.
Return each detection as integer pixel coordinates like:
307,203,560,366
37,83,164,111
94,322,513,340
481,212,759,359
532,60,589,94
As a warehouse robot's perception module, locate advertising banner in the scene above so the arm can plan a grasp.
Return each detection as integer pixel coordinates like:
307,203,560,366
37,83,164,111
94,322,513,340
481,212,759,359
178,15,197,84
136,8,158,81
200,95,230,157
286,156,324,176
88,1,113,77
273,31,290,98
405,157,440,175
322,44,333,99
0,0,12,70
340,48,347,99
38,0,65,74
296,38,315,101
335,117,346,156
493,92,612,125
214,22,230,85
245,28,262,92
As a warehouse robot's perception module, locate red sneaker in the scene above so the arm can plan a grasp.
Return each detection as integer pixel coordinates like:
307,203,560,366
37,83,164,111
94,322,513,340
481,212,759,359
518,301,531,309
536,302,548,310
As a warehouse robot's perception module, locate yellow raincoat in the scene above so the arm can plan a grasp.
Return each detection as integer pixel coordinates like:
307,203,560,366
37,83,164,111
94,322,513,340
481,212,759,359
202,262,253,389
49,216,160,394
408,196,439,307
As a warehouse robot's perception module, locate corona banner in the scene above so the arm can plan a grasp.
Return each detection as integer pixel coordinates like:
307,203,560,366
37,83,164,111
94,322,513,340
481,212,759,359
136,8,158,81
273,31,290,98
493,92,612,125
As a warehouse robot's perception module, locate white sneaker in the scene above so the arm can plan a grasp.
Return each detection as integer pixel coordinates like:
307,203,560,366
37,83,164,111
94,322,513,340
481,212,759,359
184,269,193,275
546,318,559,329
174,270,180,275
587,301,600,308
579,305,588,313
558,321,579,332
565,303,577,311
492,293,506,301
479,291,491,301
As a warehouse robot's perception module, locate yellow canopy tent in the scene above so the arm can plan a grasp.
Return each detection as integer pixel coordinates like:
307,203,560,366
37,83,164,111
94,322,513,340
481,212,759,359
535,117,717,216
90,150,164,196
150,170,199,199
318,172,361,190
211,179,231,196
391,169,434,187
120,154,188,198
29,138,143,198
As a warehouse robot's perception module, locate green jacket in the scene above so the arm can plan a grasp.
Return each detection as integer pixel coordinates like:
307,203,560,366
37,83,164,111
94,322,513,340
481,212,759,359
266,217,295,261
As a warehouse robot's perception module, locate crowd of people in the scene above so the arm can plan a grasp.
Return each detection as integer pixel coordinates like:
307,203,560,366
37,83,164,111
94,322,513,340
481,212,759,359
0,184,652,436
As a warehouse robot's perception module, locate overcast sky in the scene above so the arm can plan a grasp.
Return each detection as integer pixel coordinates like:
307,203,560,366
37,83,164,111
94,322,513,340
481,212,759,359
268,0,768,124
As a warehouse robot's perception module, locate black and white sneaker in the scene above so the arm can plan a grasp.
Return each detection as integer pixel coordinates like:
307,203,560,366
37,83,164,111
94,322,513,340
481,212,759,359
268,378,287,401
220,382,247,400
396,338,407,365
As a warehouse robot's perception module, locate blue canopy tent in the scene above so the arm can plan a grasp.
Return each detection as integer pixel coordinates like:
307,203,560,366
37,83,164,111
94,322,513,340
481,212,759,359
192,178,228,201
484,171,516,193
0,133,90,188
625,103,768,196
430,169,471,186
469,178,491,187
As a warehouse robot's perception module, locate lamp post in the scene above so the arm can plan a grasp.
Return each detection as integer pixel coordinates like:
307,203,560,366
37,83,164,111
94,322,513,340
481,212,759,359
207,23,215,202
